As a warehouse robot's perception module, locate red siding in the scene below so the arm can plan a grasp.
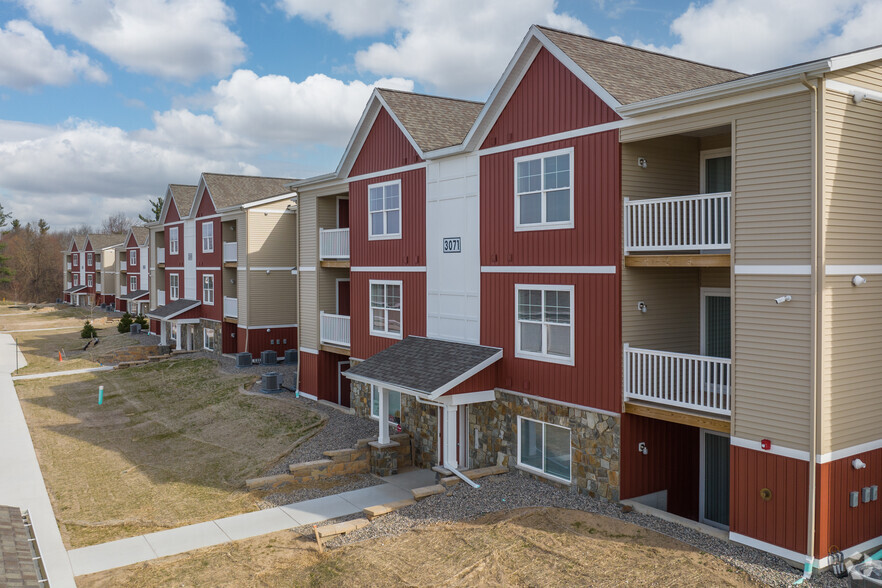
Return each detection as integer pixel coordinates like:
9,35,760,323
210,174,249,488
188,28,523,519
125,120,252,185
126,234,138,248
731,446,809,554
299,351,318,396
446,364,499,396
197,269,222,321
196,188,216,217
165,198,181,223
481,47,620,149
196,218,222,269
150,319,160,335
480,132,621,267
316,350,349,404
350,168,426,268
350,108,422,177
481,272,620,413
238,326,297,356
815,446,882,558
164,222,184,268
126,247,140,291
350,271,426,360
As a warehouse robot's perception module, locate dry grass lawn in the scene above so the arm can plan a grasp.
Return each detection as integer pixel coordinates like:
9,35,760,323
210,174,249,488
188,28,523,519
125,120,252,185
80,507,761,587
14,358,323,548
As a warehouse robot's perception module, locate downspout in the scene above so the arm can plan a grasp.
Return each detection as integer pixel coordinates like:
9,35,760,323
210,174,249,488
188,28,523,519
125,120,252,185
243,210,250,355
799,72,823,580
293,192,301,395
415,395,480,489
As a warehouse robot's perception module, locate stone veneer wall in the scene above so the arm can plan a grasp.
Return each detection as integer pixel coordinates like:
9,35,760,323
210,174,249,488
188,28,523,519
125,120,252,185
468,390,621,502
195,319,223,354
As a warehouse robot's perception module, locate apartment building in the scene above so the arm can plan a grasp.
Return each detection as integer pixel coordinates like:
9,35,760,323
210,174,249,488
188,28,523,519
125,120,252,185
88,234,126,306
63,234,126,306
116,227,150,314
61,236,84,304
293,26,882,570
147,174,297,354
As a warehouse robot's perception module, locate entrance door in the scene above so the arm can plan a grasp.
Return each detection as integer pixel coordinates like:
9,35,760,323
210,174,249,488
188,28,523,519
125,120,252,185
337,279,350,316
337,361,351,407
700,430,730,528
337,198,349,229
223,324,236,354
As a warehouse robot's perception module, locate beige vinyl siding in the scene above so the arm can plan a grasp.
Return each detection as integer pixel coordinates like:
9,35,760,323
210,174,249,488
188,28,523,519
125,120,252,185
246,211,296,268
822,279,882,453
299,192,318,268
622,267,700,354
246,271,298,326
299,271,318,348
317,195,341,229
733,275,812,450
700,267,730,289
823,89,882,264
621,136,699,200
827,61,882,93
318,268,348,315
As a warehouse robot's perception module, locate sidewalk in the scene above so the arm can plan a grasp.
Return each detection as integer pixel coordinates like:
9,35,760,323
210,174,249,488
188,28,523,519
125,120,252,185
0,334,77,587
68,469,435,576
12,366,114,381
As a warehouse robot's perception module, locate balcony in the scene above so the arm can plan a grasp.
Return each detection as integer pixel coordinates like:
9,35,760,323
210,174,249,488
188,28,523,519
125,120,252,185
320,312,350,348
223,242,237,265
624,192,730,267
624,344,731,416
157,290,166,307
96,283,102,293
319,228,349,267
223,296,238,319
119,260,127,272
120,285,127,296
157,247,165,265
66,281,71,289
66,262,71,270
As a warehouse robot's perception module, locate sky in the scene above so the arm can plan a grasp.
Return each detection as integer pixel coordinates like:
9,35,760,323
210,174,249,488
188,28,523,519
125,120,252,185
0,0,880,230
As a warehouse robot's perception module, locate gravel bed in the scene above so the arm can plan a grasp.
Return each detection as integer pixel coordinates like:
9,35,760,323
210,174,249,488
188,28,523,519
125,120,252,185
256,473,384,508
315,472,846,588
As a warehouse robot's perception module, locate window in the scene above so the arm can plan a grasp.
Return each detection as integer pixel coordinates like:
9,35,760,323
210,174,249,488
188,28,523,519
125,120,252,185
203,275,214,305
169,274,179,300
369,280,401,338
129,276,137,291
129,249,137,265
202,222,214,252
170,322,178,341
514,148,573,230
203,327,216,351
169,227,179,255
368,180,401,239
87,274,93,287
73,274,79,286
518,416,571,482
87,252,93,266
515,285,574,365
370,385,401,424
73,253,78,267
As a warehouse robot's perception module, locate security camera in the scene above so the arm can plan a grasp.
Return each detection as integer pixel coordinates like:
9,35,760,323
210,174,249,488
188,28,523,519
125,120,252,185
774,295,792,304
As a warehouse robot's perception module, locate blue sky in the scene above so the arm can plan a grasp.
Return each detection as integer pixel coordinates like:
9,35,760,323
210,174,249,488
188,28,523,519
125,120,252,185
0,0,879,229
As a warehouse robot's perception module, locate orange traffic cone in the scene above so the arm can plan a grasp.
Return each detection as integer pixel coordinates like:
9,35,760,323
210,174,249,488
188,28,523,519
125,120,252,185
58,351,63,362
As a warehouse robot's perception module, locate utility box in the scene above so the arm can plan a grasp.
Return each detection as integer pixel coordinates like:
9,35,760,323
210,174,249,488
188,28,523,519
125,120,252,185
130,323,142,334
235,352,252,368
284,349,298,365
260,350,277,365
261,372,281,393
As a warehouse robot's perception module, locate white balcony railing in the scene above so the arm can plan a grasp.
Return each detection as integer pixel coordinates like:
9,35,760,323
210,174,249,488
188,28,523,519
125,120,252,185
157,247,165,264
96,283,102,293
119,260,127,271
223,241,237,263
320,228,350,260
157,290,166,307
320,312,350,348
66,262,72,270
624,192,730,253
66,281,71,289
223,296,238,318
624,344,731,416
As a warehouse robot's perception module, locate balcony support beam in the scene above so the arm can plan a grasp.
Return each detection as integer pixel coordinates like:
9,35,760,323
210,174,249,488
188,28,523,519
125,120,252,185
625,253,730,268
624,401,730,434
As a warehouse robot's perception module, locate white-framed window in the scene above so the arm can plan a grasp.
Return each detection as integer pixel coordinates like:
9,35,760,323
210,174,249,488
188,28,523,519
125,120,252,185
129,276,137,291
72,253,78,267
170,322,178,341
517,416,571,483
169,274,179,300
514,147,574,230
369,280,402,338
202,274,214,305
370,385,402,424
203,327,216,351
515,284,574,365
169,226,179,255
86,252,93,266
129,249,137,265
368,180,401,240
73,274,79,286
87,274,93,287
202,221,214,252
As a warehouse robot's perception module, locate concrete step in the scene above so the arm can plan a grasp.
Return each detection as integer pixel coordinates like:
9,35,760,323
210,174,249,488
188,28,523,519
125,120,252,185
314,517,369,553
362,498,416,520
411,484,445,501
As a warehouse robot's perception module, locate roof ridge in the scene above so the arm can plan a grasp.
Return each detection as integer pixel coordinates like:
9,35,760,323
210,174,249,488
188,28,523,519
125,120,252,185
201,172,296,181
378,87,485,106
535,24,745,76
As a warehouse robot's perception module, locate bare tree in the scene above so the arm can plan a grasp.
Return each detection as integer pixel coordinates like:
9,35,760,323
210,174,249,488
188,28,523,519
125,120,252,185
101,212,132,235
1,225,62,302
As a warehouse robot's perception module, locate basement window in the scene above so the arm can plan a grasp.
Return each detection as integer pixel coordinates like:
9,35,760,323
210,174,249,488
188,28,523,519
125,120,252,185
203,327,216,351
517,416,571,483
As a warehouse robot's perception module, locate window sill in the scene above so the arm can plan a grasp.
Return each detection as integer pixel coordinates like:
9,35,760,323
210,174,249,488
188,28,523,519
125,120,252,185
368,234,402,241
514,223,574,232
370,330,403,340
515,463,572,486
514,350,575,367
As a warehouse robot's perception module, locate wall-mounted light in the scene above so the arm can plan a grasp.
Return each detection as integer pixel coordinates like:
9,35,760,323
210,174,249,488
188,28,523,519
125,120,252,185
854,92,867,104
230,278,235,284
852,275,867,286
637,442,648,455
774,295,792,304
637,301,648,313
853,458,867,470
266,328,271,333
266,269,271,274
637,157,648,169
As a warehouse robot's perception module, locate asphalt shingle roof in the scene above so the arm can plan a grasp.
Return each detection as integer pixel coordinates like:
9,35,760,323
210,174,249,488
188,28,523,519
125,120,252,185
377,89,484,152
202,173,296,211
537,26,747,105
345,336,502,396
146,299,200,320
63,285,86,294
0,505,41,587
168,184,197,219
130,226,149,246
120,289,149,300
87,233,126,250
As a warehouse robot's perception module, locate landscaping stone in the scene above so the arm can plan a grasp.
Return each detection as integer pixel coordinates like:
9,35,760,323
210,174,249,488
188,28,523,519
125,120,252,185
411,484,445,500
362,498,416,521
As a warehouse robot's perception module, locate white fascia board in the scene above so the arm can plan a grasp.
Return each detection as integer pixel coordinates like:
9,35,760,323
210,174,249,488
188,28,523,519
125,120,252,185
427,349,503,400
229,193,296,211
828,45,882,71
335,93,382,179
158,185,174,224
441,389,497,406
374,92,426,160
186,175,209,219
825,79,882,103
288,172,337,189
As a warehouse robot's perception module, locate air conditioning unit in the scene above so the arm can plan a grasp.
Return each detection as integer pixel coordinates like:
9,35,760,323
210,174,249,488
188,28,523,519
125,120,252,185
130,324,142,334
260,350,277,365
284,349,298,365
235,352,252,368
261,372,281,393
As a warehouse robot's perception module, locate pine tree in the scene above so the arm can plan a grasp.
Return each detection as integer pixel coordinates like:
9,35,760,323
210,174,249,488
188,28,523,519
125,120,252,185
138,197,164,224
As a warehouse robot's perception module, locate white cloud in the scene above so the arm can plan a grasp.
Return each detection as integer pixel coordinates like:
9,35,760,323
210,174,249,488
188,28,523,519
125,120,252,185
275,0,402,37
632,0,881,74
18,0,246,80
353,0,592,97
0,20,107,90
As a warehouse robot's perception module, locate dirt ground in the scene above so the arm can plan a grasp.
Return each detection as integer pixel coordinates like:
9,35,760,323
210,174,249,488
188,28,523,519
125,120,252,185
14,358,323,548
79,507,761,587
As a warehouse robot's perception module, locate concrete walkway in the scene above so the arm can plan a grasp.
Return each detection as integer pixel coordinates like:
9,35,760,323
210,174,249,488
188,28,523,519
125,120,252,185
0,334,77,587
68,469,435,577
0,326,81,333
12,366,114,381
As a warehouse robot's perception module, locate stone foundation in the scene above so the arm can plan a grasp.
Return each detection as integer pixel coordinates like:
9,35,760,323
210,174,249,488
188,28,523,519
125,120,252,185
468,390,620,501
284,433,412,482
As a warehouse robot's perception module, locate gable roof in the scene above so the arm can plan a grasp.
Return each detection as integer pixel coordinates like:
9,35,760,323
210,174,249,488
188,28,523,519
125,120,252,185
194,173,295,215
73,235,85,251
376,89,484,153
160,184,198,224
536,26,746,106
130,226,149,246
87,233,126,251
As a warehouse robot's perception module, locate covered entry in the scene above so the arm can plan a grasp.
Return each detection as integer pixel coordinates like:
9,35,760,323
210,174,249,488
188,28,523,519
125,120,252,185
146,299,202,350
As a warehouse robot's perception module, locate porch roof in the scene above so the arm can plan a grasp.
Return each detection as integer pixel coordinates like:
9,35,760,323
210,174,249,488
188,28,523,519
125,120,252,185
146,299,200,320
119,289,149,301
63,285,86,293
345,336,502,400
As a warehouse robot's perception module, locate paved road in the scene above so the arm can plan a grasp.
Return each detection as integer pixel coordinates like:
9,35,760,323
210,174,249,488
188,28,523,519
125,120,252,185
0,334,77,587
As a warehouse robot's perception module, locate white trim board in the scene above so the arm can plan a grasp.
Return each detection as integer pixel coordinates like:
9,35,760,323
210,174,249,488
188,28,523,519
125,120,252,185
244,324,298,330
730,436,810,461
826,79,882,103
482,265,616,274
476,119,625,157
296,390,318,401
733,265,812,275
817,437,882,464
731,531,882,571
826,265,882,275
351,266,427,273
299,266,317,272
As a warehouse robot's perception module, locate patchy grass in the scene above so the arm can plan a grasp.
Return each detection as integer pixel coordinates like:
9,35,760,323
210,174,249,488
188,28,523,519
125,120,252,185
14,358,323,548
79,507,761,587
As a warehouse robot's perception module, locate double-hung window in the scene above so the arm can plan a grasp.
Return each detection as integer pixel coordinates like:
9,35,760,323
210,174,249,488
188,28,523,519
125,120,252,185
515,285,574,365
169,227,179,255
203,328,216,351
73,254,78,267
517,416,571,483
370,385,402,424
129,276,137,291
73,274,79,286
514,148,573,230
368,180,401,240
202,275,214,305
87,252,93,266
370,280,401,338
87,274,93,287
202,222,214,252
169,274,179,300
129,250,136,266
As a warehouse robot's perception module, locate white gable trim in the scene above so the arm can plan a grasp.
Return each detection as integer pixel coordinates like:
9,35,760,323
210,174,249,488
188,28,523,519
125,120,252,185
187,175,217,219
374,92,425,160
